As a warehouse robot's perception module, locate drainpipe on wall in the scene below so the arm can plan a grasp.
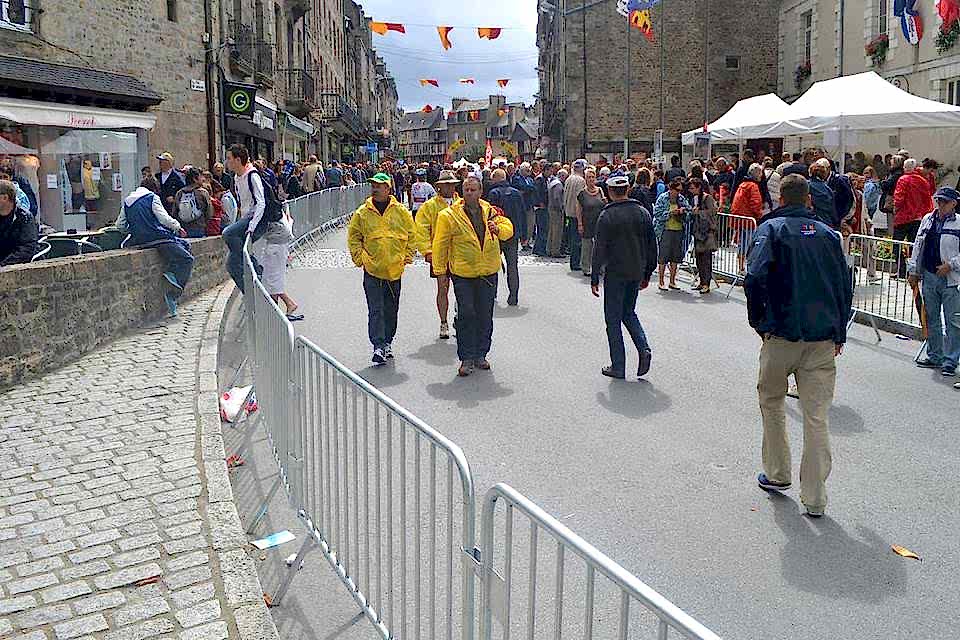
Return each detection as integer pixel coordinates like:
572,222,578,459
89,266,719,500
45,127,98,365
838,0,845,76
203,0,217,168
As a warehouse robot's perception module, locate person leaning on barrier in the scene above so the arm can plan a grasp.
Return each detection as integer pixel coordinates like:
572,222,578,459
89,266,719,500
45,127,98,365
0,179,38,268
908,187,960,377
116,177,194,318
745,174,852,519
347,172,416,366
590,175,658,380
415,170,461,340
222,144,267,294
432,175,514,378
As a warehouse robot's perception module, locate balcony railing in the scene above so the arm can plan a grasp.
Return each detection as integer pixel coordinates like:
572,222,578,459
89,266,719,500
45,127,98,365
317,93,365,138
283,69,316,117
228,20,255,71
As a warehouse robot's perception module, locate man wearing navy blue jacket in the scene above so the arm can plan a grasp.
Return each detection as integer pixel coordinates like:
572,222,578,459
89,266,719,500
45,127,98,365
486,168,525,305
745,174,852,519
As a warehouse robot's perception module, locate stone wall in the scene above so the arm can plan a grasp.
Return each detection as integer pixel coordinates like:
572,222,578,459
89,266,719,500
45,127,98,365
0,237,228,388
560,0,780,154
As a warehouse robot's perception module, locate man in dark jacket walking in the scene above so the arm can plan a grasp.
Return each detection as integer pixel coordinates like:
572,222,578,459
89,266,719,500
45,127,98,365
745,174,852,518
0,180,38,267
591,175,658,379
486,169,525,305
155,152,186,215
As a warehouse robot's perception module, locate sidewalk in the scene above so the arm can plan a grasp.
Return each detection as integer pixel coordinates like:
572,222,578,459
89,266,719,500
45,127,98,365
0,286,278,640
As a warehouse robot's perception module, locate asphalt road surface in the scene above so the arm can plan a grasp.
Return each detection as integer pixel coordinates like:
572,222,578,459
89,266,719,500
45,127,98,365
243,229,957,640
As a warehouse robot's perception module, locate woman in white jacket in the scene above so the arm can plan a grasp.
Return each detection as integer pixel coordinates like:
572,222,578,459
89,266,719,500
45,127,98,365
765,160,782,209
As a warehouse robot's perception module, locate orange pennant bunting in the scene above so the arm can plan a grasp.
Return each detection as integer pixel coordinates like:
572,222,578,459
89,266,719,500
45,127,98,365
497,79,510,87
459,78,476,85
437,26,453,50
371,21,406,35
422,105,434,113
478,27,502,40
497,109,507,117
420,79,439,87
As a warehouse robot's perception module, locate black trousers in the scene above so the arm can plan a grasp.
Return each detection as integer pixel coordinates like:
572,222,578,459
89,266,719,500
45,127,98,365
452,273,498,362
695,251,713,287
893,220,921,277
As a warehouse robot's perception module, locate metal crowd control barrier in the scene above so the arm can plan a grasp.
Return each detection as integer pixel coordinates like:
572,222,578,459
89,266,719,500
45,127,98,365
846,233,922,338
480,484,721,640
278,337,477,640
286,184,370,244
680,212,758,299
234,191,722,640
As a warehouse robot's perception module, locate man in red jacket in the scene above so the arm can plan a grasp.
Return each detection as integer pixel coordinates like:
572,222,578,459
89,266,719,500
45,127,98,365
893,158,935,277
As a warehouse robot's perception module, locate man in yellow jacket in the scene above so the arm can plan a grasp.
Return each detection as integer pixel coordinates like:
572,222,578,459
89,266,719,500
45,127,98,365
347,173,416,365
433,175,514,377
415,170,461,340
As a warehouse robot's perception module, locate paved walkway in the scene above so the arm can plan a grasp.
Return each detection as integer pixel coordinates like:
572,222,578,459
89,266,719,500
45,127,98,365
0,287,277,640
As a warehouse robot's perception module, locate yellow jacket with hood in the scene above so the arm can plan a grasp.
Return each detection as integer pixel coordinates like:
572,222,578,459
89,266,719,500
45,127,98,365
432,199,514,278
347,196,416,281
414,193,460,255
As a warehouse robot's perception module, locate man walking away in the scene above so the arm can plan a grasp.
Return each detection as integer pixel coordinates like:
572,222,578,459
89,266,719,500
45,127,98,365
909,187,960,376
116,177,194,318
665,155,685,182
433,176,514,377
564,159,587,270
410,169,436,215
347,173,416,365
745,175,852,518
591,175,658,380
222,144,266,293
0,179,38,267
486,168,525,306
415,170,461,339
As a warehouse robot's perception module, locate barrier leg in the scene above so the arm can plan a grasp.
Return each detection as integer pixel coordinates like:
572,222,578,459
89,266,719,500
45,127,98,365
725,273,740,300
246,475,282,534
915,340,927,363
271,536,313,607
229,356,248,390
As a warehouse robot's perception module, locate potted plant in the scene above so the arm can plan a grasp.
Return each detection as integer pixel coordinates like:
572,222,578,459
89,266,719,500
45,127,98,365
795,62,812,91
937,19,960,54
865,34,890,66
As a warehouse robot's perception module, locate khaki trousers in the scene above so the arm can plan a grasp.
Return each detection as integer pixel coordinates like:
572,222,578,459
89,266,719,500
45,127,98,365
547,210,564,256
758,337,836,511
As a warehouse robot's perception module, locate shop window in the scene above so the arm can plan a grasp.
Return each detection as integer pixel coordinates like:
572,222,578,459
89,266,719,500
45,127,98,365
1,0,33,32
167,0,178,22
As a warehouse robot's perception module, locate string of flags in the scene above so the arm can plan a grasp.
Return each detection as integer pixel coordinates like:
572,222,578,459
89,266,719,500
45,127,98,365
419,78,509,88
371,22,504,50
616,0,660,42
420,105,513,118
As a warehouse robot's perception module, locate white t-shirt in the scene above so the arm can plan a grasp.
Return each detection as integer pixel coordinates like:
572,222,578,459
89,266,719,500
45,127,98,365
411,182,437,211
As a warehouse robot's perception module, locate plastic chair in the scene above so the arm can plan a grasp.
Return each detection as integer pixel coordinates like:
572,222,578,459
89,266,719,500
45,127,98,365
92,228,126,251
31,241,51,262
40,237,84,258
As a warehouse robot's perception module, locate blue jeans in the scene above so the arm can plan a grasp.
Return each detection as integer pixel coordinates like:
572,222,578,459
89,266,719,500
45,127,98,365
603,275,650,373
223,217,264,293
921,273,960,369
155,239,194,296
534,208,549,256
566,218,581,270
452,273,498,361
363,272,402,349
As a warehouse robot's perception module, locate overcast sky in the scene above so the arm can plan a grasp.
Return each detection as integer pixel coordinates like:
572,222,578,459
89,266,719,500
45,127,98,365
357,0,539,113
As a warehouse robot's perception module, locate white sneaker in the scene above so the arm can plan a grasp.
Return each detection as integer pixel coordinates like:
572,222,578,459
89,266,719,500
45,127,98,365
372,348,386,365
384,344,394,359
439,322,450,339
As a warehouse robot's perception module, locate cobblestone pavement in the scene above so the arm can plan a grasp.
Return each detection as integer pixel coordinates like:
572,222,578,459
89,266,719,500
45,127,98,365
0,286,277,640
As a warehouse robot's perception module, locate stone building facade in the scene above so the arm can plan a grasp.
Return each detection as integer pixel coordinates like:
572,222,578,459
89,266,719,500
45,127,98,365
537,0,780,160
0,0,212,167
779,0,960,172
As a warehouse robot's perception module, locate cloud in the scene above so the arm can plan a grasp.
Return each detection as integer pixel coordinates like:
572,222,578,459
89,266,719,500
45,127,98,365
358,0,539,111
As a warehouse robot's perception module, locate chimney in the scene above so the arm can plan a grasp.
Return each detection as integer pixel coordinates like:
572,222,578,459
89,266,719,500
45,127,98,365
451,97,468,111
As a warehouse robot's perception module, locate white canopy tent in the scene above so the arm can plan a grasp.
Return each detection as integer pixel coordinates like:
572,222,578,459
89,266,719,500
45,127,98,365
761,71,960,165
681,94,792,145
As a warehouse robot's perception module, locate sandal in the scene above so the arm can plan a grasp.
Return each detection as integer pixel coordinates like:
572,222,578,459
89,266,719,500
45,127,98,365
457,362,473,377
286,314,305,322
668,284,680,291
658,285,669,291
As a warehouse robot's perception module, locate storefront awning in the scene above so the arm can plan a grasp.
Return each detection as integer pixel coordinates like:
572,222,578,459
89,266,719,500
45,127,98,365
284,112,315,137
0,97,157,130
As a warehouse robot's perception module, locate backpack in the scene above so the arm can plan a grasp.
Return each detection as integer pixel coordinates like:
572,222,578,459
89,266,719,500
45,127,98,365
177,190,205,224
248,169,283,224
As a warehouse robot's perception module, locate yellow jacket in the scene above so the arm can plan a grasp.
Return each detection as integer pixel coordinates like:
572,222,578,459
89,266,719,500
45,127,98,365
347,196,416,281
432,199,514,278
414,194,460,255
